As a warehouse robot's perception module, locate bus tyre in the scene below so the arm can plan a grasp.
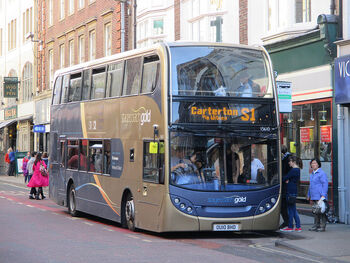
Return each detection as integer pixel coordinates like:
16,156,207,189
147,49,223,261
68,184,79,217
124,194,136,231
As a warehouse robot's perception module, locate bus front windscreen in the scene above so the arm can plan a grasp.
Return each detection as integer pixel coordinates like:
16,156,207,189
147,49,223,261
170,46,273,98
170,132,279,191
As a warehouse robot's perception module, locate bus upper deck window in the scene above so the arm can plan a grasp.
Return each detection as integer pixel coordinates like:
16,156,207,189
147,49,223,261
141,55,160,94
122,57,142,96
107,62,124,98
68,73,82,102
52,76,63,105
82,70,91,101
91,67,107,100
61,75,70,104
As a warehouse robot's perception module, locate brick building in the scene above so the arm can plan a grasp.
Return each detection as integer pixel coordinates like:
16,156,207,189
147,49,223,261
35,0,131,152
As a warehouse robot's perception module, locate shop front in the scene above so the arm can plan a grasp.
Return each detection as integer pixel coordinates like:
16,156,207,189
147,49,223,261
281,99,333,204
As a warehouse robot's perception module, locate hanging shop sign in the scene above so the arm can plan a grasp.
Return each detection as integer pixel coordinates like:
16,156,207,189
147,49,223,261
335,55,350,104
3,77,19,98
4,106,17,120
276,81,292,113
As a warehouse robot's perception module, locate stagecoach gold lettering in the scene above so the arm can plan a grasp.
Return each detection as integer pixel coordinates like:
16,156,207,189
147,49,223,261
121,107,151,126
190,106,256,122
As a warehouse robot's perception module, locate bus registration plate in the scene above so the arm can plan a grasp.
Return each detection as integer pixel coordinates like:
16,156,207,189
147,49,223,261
213,224,240,231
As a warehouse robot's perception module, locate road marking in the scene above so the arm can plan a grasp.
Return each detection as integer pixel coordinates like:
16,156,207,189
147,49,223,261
126,234,140,239
142,239,152,242
103,227,114,232
26,205,34,207
68,217,80,220
84,222,94,226
250,243,323,263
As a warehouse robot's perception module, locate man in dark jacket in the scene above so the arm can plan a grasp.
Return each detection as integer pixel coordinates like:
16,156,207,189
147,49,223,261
280,145,292,229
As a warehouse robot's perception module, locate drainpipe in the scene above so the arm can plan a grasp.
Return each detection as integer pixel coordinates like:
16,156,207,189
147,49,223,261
133,0,137,49
121,1,125,52
337,105,346,223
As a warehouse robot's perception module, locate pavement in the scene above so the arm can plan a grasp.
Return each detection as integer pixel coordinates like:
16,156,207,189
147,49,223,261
1,175,350,262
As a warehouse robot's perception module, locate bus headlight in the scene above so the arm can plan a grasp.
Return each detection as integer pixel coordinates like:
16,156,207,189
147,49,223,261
266,203,271,209
170,195,197,216
259,206,265,212
255,195,278,215
271,198,276,204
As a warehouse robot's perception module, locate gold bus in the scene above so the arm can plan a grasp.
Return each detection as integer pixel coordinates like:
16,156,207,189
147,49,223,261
49,42,281,232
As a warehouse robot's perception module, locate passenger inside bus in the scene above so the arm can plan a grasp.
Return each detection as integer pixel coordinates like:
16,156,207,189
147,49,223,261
236,70,261,97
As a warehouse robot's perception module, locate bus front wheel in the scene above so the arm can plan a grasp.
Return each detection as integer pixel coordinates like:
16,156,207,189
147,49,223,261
124,193,135,231
68,184,79,217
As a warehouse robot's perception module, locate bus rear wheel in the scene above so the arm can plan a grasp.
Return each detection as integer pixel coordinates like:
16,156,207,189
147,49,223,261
124,194,135,231
68,184,79,217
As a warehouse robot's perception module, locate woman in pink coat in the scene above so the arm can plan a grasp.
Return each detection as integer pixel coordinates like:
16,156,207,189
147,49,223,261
27,152,49,200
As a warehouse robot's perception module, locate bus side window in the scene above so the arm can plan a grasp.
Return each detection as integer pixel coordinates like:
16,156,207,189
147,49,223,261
79,139,88,171
103,140,111,174
52,76,63,105
143,141,164,184
141,55,160,94
91,67,107,99
67,140,79,170
122,57,142,96
82,69,91,101
68,72,82,102
60,140,66,168
89,141,103,173
61,75,70,104
107,61,124,97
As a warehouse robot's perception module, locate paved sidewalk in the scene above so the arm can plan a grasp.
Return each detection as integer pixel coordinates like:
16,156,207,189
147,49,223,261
1,175,350,261
0,174,49,195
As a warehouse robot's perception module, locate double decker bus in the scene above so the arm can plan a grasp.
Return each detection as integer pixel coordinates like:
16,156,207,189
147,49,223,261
49,42,280,232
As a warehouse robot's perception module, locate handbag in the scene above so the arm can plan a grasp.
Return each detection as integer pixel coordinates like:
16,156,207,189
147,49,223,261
286,194,297,204
40,162,48,177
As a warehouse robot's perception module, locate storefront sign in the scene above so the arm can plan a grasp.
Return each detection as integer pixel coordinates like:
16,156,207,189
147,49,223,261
33,125,46,133
335,55,350,104
320,125,332,142
277,81,292,113
3,77,19,98
4,106,17,120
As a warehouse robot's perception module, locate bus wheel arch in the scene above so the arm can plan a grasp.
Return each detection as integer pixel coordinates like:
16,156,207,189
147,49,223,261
67,180,80,217
121,189,136,231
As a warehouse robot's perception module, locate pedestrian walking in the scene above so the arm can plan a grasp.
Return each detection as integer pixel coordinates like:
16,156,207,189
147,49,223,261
280,155,302,232
27,152,37,199
280,145,291,229
22,151,31,183
308,158,329,232
8,147,16,176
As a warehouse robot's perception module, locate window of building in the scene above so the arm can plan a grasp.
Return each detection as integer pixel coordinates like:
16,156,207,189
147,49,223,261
48,49,53,88
153,19,163,35
8,19,16,50
22,62,33,102
78,35,85,63
123,57,142,96
107,61,124,97
0,28,2,56
89,30,96,61
60,0,65,20
281,100,332,200
68,40,74,66
104,23,112,56
78,0,85,9
295,0,311,23
91,67,106,99
59,44,65,68
69,0,74,15
48,0,53,26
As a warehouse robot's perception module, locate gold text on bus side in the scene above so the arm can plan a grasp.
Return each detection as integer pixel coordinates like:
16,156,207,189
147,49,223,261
190,106,256,122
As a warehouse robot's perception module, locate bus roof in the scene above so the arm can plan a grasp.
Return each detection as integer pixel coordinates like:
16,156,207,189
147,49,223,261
53,41,265,79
